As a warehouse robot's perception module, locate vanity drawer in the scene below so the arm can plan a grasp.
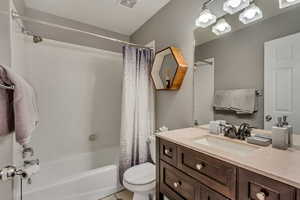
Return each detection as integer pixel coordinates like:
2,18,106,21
200,184,229,200
160,139,177,166
238,168,296,200
160,160,198,200
177,146,237,200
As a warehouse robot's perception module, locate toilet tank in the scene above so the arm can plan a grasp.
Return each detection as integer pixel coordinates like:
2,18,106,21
149,135,156,163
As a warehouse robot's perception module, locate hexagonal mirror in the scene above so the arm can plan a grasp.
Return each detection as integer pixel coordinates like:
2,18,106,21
151,47,188,90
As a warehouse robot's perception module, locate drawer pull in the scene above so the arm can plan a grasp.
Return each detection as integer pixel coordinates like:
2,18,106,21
256,192,266,200
164,149,171,155
173,182,181,188
196,163,204,170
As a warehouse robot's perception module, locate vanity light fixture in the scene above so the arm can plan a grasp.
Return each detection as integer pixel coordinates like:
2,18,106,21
239,3,263,24
223,0,250,14
212,18,232,35
195,8,217,28
279,0,300,8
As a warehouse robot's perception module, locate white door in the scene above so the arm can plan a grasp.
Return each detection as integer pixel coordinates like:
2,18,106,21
193,59,214,125
264,32,300,132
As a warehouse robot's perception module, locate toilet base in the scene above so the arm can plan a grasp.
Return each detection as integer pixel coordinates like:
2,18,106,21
132,190,155,200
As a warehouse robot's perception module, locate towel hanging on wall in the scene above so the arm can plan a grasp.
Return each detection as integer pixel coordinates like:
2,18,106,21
0,65,39,145
214,89,258,114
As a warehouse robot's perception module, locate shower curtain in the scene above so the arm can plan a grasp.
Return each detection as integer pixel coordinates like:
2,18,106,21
119,46,155,181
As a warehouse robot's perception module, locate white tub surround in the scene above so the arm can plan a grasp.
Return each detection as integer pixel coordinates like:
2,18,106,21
20,148,121,200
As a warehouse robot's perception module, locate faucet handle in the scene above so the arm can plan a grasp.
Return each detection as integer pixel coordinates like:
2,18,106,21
22,145,34,159
24,159,40,167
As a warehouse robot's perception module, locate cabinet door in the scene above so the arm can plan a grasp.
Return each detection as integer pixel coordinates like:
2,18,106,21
160,161,198,200
199,184,229,200
239,168,296,200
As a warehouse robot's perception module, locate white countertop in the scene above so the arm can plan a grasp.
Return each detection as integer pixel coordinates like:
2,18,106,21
156,127,300,188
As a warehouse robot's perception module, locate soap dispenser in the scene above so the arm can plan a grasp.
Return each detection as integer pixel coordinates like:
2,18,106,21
283,115,293,147
272,117,289,150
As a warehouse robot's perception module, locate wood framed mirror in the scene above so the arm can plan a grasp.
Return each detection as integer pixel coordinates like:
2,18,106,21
151,47,188,90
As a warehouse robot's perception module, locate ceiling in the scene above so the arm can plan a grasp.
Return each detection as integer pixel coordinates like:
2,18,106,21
24,0,171,36
194,0,300,45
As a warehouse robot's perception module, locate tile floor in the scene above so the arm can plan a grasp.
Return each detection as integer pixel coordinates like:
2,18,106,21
100,190,133,200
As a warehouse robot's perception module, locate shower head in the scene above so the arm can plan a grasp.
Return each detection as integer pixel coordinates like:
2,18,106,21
33,35,43,43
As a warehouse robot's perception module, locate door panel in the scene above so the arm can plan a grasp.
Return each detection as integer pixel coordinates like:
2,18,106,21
264,32,300,132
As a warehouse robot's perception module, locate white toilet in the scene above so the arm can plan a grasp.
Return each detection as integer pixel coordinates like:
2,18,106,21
123,135,156,200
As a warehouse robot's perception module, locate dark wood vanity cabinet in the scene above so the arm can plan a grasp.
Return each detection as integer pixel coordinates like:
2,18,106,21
238,168,296,200
157,138,299,200
177,146,236,199
160,160,229,200
160,161,198,200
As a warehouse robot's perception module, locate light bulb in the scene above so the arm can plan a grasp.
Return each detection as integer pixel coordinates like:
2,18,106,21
228,0,242,8
244,9,257,19
279,0,300,8
216,24,227,31
212,19,231,35
198,13,213,23
223,0,250,14
239,3,263,24
195,9,217,28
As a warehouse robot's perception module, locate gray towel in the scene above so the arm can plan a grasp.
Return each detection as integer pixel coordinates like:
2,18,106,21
0,65,39,145
231,89,257,114
214,90,232,111
213,89,257,114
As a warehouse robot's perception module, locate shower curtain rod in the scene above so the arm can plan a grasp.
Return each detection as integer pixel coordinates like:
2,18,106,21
2,10,152,49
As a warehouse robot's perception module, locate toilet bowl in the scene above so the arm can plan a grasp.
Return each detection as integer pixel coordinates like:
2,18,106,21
123,135,156,200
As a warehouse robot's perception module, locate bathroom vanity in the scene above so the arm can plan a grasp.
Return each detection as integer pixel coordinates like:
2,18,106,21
156,127,300,200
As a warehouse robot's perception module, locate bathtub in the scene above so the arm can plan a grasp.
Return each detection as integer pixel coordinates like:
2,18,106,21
21,147,122,200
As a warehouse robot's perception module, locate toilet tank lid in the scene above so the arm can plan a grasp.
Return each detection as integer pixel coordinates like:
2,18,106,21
123,162,155,185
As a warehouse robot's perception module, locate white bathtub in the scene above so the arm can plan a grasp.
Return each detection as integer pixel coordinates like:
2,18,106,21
22,147,122,200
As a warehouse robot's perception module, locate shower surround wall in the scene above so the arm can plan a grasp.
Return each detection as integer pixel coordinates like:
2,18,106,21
8,5,129,200
0,0,13,199
12,35,123,199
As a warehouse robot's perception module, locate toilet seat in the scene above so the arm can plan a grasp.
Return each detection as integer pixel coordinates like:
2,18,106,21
123,162,155,186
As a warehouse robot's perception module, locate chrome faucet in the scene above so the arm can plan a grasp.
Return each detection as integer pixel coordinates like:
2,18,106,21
223,123,253,140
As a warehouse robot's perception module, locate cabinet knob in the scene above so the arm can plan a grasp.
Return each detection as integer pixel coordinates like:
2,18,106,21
173,182,181,188
164,149,171,154
196,163,204,170
256,192,266,200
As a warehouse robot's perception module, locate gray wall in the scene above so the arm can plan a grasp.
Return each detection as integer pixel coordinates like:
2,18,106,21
131,0,203,129
0,0,13,199
195,7,300,128
13,0,25,15
24,8,129,53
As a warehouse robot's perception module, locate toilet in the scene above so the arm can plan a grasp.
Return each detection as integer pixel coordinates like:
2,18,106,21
123,135,156,200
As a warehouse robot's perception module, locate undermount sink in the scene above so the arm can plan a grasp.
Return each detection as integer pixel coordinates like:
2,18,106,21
194,135,260,156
